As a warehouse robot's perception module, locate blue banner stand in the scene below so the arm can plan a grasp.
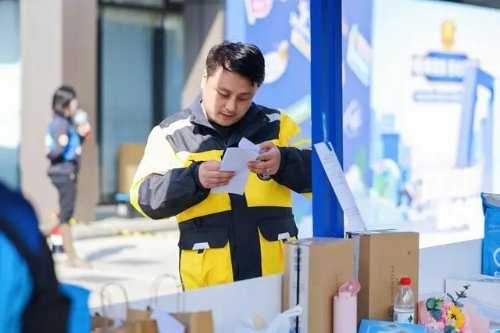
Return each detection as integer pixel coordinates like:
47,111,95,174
311,0,344,237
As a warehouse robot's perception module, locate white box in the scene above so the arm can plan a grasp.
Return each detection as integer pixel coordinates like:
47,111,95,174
445,276,500,310
446,276,500,325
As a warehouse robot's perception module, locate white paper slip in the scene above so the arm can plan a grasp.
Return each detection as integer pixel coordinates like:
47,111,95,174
314,142,367,232
151,309,185,333
213,137,260,195
238,137,260,152
218,147,258,172
212,166,250,196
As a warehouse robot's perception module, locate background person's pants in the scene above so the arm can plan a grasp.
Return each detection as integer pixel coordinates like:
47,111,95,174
49,173,77,224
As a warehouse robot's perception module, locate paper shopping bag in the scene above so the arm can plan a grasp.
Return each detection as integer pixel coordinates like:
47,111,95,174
171,311,213,333
147,274,213,333
91,311,115,332
94,283,159,333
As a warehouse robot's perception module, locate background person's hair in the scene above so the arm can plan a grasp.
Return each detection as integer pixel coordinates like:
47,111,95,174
52,85,77,115
205,41,265,87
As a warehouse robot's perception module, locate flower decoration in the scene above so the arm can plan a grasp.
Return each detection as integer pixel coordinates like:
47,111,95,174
419,285,471,333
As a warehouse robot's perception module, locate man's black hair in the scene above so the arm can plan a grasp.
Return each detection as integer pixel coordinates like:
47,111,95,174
52,85,76,115
206,41,265,87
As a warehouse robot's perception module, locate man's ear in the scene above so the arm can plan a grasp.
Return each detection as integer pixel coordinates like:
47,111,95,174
200,70,207,90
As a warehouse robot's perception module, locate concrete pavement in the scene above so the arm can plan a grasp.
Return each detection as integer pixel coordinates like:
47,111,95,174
56,229,181,308
51,208,182,308
70,216,177,240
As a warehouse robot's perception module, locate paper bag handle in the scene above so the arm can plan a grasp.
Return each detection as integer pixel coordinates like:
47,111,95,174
148,274,184,312
99,282,130,320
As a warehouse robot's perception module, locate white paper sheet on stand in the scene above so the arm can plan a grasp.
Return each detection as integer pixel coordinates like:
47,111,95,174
314,142,367,232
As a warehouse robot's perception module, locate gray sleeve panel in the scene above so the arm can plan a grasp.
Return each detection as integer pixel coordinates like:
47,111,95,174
137,163,210,220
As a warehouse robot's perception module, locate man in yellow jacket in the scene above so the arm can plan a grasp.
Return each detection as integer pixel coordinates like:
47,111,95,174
130,42,311,290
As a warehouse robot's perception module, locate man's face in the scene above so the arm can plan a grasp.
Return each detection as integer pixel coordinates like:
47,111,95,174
201,66,258,126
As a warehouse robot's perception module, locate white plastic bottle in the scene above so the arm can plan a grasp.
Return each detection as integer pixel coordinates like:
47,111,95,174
393,276,415,323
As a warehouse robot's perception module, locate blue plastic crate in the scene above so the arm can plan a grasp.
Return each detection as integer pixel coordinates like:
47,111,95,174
359,320,426,332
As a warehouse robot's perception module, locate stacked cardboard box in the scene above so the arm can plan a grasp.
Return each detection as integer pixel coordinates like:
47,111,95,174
283,238,354,333
283,232,419,332
117,143,145,194
349,231,419,321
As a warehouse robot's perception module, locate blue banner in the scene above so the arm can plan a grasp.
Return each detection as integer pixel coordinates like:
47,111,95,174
226,0,313,235
342,0,373,189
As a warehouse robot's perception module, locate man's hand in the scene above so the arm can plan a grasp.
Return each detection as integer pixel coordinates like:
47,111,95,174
198,161,235,189
247,141,281,177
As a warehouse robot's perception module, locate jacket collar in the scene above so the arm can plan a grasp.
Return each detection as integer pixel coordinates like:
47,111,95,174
189,98,212,129
188,99,267,145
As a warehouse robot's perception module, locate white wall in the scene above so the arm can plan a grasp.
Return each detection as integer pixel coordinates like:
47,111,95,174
419,238,482,297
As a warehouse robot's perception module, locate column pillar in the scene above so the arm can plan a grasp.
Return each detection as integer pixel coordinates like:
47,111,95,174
20,0,98,227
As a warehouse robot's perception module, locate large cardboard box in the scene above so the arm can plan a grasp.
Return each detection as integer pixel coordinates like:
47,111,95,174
117,144,145,194
283,238,354,333
348,231,419,321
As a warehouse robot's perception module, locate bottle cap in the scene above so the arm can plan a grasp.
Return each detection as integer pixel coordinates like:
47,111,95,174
400,276,412,286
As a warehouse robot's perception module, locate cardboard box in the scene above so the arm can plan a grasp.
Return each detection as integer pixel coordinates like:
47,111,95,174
171,311,213,333
117,144,145,194
283,238,354,333
348,231,419,321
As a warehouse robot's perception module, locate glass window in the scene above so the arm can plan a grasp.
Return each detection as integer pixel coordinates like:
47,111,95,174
100,0,164,8
99,8,158,200
163,14,184,117
0,0,20,190
99,7,184,201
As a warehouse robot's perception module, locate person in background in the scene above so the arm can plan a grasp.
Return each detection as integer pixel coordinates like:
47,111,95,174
45,85,91,268
130,42,311,290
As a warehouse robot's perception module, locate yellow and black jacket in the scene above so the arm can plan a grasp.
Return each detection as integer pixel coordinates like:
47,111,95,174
130,101,311,290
